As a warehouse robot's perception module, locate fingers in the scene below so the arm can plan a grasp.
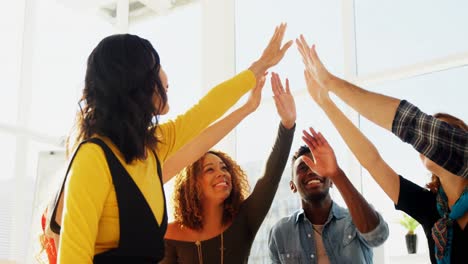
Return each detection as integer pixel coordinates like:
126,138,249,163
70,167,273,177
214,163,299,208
285,78,291,94
300,34,311,51
280,40,294,56
302,130,319,149
308,127,329,146
316,131,330,147
270,73,280,96
268,23,287,49
302,127,324,150
296,35,317,70
301,155,316,170
270,72,285,96
267,26,279,47
308,127,320,139
309,44,323,68
296,34,310,59
296,40,307,62
277,23,287,44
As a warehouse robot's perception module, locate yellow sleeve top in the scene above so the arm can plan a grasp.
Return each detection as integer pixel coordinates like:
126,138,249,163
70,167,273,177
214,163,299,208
58,70,256,263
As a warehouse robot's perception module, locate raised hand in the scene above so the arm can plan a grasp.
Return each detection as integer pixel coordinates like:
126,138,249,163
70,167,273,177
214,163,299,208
244,72,267,113
301,128,341,179
270,72,296,129
296,35,334,88
304,69,330,106
249,23,293,80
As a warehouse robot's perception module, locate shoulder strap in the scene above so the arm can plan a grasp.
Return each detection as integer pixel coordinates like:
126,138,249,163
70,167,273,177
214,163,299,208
48,138,110,234
152,150,162,182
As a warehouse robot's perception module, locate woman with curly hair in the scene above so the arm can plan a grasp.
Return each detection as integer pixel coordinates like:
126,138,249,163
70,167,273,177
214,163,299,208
52,24,292,264
297,35,468,264
161,73,296,264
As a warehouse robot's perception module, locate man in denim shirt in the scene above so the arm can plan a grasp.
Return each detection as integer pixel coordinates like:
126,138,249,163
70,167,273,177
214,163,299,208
268,130,389,263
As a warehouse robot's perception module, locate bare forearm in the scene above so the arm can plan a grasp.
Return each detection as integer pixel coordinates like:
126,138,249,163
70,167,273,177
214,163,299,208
332,169,379,233
320,98,400,203
326,77,401,131
321,98,382,168
163,106,252,182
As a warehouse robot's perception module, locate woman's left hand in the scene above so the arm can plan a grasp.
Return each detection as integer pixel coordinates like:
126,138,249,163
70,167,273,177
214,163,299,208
270,72,296,129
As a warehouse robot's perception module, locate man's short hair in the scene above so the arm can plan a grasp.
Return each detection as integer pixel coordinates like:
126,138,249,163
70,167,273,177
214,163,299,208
291,145,311,178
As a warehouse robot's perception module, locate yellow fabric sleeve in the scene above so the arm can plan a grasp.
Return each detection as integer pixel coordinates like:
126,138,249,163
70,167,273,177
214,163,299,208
58,70,255,263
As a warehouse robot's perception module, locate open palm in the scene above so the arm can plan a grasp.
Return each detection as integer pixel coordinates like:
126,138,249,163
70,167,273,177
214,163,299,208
270,72,296,129
296,35,334,89
301,128,340,178
259,23,294,69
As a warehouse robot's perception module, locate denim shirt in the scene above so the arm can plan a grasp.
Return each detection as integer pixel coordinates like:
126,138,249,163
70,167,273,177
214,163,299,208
268,202,389,264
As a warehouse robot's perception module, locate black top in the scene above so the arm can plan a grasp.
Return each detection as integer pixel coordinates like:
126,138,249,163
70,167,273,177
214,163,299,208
162,123,295,264
395,176,468,264
89,139,167,264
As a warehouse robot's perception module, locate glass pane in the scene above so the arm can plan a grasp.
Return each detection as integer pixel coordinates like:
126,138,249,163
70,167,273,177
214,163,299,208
360,66,468,263
0,133,17,181
0,132,16,260
236,0,344,97
28,1,114,137
130,3,202,123
26,141,66,263
355,1,468,75
0,1,24,125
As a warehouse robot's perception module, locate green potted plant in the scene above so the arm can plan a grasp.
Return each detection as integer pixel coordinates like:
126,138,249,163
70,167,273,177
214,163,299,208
399,213,420,254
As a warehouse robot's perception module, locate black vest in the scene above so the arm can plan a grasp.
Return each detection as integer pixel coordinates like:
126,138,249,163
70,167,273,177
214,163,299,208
88,138,167,263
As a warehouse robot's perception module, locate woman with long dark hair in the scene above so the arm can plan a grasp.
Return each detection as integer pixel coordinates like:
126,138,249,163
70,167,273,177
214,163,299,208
57,24,292,263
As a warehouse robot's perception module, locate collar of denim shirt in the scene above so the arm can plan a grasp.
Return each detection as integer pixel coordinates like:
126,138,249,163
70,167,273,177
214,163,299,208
294,201,347,225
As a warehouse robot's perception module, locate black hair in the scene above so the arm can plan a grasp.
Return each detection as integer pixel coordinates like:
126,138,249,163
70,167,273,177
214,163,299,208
70,34,167,162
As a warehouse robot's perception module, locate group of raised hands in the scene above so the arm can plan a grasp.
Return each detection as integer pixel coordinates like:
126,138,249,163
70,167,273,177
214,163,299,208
243,23,344,179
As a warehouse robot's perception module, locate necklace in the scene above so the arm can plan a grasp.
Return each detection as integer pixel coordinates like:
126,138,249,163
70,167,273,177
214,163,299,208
195,232,224,264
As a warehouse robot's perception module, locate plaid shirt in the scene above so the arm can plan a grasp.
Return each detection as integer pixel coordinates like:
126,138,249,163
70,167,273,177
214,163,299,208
392,100,467,178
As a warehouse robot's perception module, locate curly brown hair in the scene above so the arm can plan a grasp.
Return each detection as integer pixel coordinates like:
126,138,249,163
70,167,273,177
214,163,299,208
172,150,250,230
425,113,467,193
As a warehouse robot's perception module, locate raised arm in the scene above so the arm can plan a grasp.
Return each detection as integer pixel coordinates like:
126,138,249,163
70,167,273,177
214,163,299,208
244,73,296,233
302,65,400,203
162,75,267,182
297,35,467,178
296,35,400,131
301,129,383,236
156,23,292,163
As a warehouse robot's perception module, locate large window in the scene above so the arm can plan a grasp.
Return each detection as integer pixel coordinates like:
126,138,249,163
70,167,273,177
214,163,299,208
0,0,113,262
236,0,467,263
355,1,468,76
